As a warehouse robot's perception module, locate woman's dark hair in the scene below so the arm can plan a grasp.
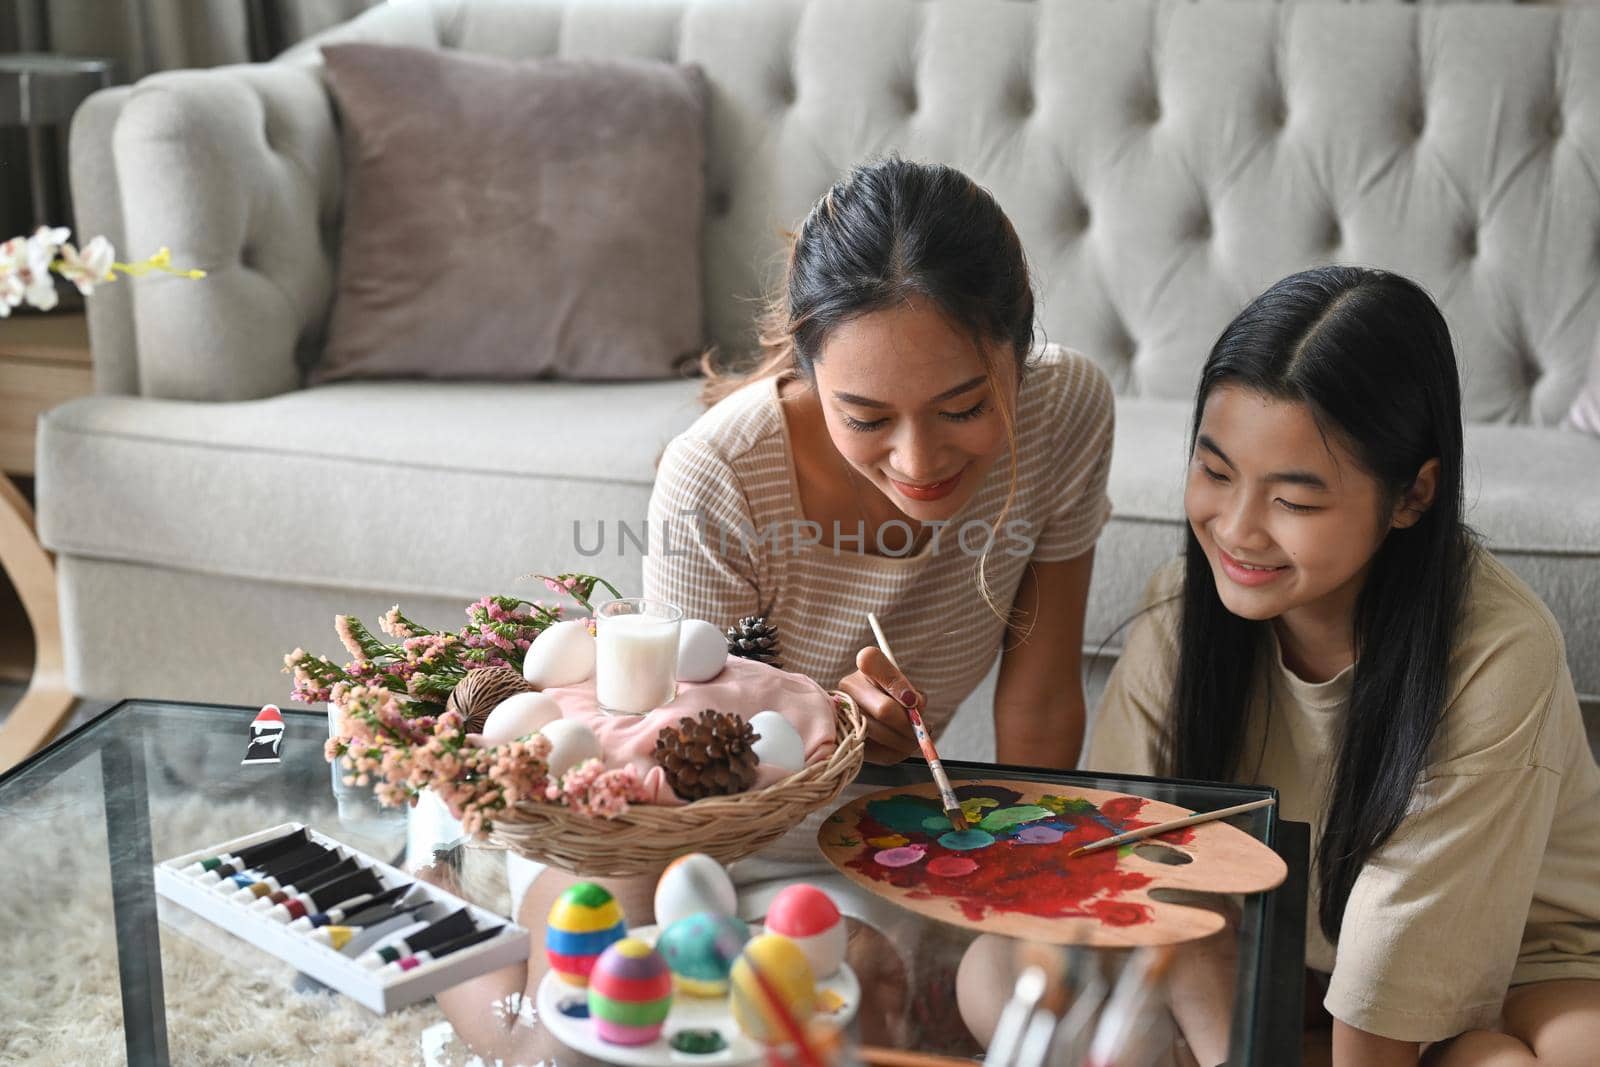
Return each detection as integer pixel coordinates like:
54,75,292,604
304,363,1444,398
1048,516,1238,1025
1162,266,1475,944
700,155,1036,404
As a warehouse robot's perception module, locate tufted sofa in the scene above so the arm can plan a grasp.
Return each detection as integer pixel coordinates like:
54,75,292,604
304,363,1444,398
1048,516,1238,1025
47,0,1600,753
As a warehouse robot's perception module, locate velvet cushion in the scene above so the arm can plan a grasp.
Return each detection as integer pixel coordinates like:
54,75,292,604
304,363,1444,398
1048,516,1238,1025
315,43,707,382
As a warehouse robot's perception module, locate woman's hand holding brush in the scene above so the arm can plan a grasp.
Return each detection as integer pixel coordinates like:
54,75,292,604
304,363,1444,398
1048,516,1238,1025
838,646,925,766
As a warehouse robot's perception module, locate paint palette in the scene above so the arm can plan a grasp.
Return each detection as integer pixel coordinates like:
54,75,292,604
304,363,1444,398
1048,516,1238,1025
537,924,860,1066
819,781,1287,947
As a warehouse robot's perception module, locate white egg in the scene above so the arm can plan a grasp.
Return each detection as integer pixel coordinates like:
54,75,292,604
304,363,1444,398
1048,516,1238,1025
479,691,563,745
654,852,737,928
522,620,596,689
538,718,602,780
749,710,805,772
676,619,729,682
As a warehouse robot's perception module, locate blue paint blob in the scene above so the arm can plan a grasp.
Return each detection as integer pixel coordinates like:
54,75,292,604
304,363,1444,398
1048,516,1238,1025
558,998,590,1019
938,829,996,851
922,815,953,832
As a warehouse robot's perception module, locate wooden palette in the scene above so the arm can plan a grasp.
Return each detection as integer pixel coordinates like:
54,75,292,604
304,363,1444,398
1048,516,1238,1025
818,780,1287,947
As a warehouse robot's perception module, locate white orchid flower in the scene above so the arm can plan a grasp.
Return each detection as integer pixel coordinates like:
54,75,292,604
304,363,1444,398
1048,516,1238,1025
58,236,116,295
0,237,28,317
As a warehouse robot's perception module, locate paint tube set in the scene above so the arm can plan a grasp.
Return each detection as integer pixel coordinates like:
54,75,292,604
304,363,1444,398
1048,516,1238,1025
154,821,530,1012
986,944,1177,1067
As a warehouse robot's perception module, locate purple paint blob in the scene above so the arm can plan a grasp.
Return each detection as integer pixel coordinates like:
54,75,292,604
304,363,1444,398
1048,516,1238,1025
873,845,927,868
938,829,996,851
926,856,979,878
1015,825,1064,845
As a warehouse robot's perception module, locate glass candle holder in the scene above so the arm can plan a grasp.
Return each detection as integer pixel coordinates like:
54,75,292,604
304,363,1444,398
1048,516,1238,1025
594,598,684,714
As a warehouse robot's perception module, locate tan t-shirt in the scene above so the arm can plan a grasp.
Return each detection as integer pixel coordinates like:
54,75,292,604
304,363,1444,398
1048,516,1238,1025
1085,549,1600,1042
642,346,1114,737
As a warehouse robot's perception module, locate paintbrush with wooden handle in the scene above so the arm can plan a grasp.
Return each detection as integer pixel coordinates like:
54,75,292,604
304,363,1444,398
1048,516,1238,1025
1068,796,1275,857
867,612,968,832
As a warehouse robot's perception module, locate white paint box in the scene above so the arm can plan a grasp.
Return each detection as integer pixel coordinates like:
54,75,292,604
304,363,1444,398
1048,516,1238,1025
155,821,530,1013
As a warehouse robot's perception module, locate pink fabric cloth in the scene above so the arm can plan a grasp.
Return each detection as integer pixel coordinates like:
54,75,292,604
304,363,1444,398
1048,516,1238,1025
540,657,839,806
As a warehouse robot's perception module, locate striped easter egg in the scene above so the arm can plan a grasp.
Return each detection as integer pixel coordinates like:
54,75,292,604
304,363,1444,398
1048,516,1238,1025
587,938,673,1046
545,881,626,987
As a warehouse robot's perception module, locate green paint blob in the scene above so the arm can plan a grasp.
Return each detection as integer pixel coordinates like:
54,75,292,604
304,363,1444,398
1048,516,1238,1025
563,881,613,908
670,1030,728,1054
866,795,942,835
977,805,1054,833
938,829,996,851
922,815,954,831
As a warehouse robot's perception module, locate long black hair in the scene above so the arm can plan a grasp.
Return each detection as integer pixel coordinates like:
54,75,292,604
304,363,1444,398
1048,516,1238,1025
1162,266,1475,943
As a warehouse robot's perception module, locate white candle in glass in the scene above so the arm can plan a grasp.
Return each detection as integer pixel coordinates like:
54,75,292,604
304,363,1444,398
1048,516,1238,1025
595,599,683,714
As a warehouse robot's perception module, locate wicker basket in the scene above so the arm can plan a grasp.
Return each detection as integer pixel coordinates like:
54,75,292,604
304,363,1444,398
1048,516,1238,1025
482,693,867,877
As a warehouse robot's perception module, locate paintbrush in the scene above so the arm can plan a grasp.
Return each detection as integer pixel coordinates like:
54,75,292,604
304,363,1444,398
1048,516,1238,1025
1084,946,1177,1067
866,612,969,832
710,920,826,1067
1068,796,1275,857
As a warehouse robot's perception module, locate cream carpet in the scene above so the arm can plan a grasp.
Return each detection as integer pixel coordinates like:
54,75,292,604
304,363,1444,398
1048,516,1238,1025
0,781,517,1066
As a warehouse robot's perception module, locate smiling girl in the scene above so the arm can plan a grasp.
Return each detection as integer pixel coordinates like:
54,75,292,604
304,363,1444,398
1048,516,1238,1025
1087,267,1600,1066
645,157,1115,770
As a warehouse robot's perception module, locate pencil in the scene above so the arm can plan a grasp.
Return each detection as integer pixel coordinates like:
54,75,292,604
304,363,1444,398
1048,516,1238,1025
1068,797,1276,857
867,612,969,832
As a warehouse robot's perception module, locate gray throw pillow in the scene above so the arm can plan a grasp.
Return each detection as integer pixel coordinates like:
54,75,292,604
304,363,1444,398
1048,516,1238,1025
315,44,707,383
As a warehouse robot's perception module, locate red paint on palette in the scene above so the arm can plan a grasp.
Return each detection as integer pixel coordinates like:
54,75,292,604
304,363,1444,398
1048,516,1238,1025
842,786,1177,925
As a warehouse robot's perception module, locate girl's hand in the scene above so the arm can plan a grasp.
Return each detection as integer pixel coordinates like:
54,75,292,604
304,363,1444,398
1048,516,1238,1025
838,647,924,765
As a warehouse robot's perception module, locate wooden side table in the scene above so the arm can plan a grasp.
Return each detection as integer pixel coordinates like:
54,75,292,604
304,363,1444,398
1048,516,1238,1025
0,310,91,769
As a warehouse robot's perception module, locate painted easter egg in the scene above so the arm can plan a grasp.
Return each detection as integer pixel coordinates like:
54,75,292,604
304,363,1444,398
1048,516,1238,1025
656,911,751,996
676,619,729,682
523,619,596,689
654,853,738,930
479,691,562,745
730,934,816,1044
539,718,602,780
764,884,845,978
588,938,673,1046
749,710,805,772
546,882,626,987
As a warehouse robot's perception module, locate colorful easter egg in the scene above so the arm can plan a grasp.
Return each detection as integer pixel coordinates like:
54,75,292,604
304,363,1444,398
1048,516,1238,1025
730,934,816,1045
764,884,846,978
654,852,737,929
588,938,673,1046
656,911,751,996
545,882,626,987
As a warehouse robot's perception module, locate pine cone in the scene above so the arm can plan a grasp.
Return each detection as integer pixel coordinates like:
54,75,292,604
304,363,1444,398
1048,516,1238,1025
653,709,762,801
446,666,537,734
725,615,781,668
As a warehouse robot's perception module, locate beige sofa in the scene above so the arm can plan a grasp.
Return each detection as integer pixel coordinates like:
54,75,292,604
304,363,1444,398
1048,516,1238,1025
48,0,1600,756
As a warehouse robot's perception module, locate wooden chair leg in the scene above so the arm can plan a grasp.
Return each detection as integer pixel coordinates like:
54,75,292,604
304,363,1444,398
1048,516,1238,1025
0,475,75,771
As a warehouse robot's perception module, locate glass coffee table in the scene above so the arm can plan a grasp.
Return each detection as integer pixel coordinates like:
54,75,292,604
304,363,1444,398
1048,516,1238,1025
0,700,1308,1065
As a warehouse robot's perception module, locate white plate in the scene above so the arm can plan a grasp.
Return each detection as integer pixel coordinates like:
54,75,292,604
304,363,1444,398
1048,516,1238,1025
537,924,859,1066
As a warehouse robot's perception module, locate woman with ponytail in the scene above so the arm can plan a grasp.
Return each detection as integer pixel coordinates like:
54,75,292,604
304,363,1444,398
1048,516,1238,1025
647,156,1115,771
1087,266,1600,1066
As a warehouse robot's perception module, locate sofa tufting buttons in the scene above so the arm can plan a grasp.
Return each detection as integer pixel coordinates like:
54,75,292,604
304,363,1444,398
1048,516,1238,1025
776,74,797,107
1192,212,1212,241
898,82,918,114
710,189,732,218
1327,219,1341,249
1463,228,1478,258
1549,111,1563,139
1014,85,1035,118
1411,107,1426,138
1145,97,1162,125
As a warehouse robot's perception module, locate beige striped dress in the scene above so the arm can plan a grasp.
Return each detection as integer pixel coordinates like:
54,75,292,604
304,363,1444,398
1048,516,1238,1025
642,346,1115,738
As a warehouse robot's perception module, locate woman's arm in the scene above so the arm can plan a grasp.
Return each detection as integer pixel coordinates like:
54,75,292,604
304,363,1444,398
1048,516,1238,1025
1334,1019,1421,1067
992,548,1094,769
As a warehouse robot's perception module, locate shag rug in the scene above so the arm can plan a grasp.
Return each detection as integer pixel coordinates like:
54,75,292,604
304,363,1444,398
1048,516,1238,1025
0,780,515,1066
